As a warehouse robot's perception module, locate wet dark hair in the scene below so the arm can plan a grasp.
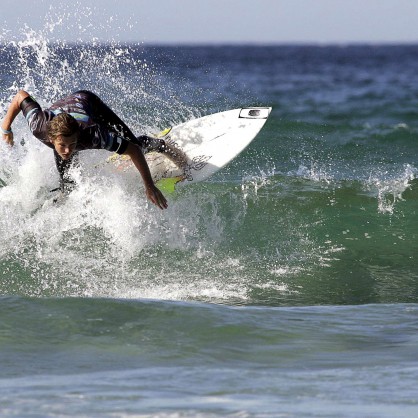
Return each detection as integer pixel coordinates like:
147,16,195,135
47,113,80,141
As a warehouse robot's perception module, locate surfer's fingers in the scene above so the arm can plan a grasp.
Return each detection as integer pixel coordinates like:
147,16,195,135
146,186,168,210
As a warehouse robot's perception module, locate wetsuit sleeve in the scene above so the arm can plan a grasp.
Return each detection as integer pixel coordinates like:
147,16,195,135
20,96,53,143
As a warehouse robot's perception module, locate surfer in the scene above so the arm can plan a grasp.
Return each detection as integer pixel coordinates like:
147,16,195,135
1,90,187,209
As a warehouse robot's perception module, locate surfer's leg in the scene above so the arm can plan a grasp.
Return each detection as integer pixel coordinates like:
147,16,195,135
136,135,188,169
53,150,79,192
161,141,188,170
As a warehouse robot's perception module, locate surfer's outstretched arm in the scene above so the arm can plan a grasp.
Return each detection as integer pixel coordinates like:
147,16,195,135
124,141,168,210
1,90,30,146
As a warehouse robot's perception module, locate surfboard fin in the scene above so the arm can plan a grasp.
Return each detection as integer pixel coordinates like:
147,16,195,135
156,176,183,193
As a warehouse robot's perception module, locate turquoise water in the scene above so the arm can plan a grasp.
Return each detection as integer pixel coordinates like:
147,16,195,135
1,16,418,418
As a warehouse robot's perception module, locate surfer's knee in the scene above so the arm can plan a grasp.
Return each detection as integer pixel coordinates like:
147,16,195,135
74,89,97,99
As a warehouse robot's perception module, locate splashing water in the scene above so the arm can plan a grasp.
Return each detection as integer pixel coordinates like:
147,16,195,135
0,6,223,300
367,164,417,214
0,3,198,128
4,11,415,306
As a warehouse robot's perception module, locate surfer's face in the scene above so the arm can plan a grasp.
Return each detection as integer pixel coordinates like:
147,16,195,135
52,134,78,160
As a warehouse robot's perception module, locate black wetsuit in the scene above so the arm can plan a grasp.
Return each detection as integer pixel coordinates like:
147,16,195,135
21,90,165,191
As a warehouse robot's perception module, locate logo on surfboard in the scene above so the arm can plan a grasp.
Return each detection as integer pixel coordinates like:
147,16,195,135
184,155,212,181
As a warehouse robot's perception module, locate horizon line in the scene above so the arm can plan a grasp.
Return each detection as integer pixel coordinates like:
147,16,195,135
1,39,418,47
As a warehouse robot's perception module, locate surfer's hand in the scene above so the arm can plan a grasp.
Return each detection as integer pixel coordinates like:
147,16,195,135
146,184,168,209
1,130,14,146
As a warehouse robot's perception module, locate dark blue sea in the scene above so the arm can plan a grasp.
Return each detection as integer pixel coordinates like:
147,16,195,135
1,27,418,418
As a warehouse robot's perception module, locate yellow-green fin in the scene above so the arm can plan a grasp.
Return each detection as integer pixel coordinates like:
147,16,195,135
156,176,183,193
156,127,172,138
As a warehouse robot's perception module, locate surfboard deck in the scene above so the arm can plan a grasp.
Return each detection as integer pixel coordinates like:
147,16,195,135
108,107,272,191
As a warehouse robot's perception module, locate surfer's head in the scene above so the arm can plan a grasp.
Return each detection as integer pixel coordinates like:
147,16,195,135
47,113,80,160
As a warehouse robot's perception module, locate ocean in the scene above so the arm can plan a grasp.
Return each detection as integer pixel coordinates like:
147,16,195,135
1,30,418,418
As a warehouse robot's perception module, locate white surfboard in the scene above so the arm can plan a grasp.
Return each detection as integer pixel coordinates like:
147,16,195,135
109,107,272,191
